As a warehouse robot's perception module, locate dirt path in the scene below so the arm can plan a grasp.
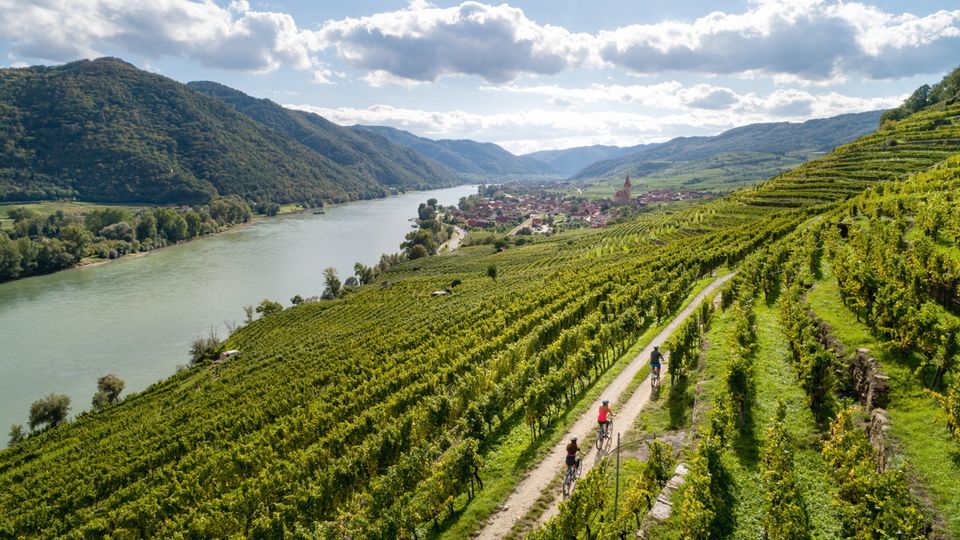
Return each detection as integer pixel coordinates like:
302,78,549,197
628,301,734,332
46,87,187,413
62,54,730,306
474,273,734,539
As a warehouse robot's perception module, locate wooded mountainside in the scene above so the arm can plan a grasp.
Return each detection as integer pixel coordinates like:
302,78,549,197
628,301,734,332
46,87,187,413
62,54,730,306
351,124,558,177
0,58,458,205
571,110,884,181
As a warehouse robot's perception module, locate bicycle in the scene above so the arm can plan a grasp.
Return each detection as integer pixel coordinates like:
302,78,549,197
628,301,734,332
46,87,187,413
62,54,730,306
562,458,581,498
596,420,612,450
651,366,661,390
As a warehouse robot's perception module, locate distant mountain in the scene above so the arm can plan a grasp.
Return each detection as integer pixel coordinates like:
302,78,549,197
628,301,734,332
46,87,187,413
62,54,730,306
351,125,558,178
572,110,884,181
0,58,455,205
188,82,458,191
521,144,644,177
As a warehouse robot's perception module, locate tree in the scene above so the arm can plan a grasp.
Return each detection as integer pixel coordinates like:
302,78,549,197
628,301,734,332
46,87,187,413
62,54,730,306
136,212,158,241
8,424,26,447
256,299,283,317
154,208,188,242
92,391,110,412
190,329,222,364
290,294,305,305
60,222,94,258
322,267,342,299
487,264,497,280
185,211,203,238
409,244,429,260
97,374,125,404
84,208,130,234
28,393,71,431
354,262,376,285
0,234,23,279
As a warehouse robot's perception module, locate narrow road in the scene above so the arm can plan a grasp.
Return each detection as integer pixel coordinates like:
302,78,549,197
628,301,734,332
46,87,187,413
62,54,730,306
475,273,734,539
438,226,467,253
507,214,539,236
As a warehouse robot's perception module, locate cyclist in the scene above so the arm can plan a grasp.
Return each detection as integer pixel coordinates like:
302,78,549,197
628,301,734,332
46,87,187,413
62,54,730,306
565,437,581,473
650,345,663,380
598,399,613,437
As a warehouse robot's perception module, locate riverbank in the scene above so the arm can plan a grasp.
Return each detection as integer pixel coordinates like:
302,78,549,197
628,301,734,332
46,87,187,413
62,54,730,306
0,184,479,429
1,186,476,285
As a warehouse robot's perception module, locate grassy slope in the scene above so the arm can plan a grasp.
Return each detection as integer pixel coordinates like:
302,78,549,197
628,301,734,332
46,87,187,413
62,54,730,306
809,263,960,537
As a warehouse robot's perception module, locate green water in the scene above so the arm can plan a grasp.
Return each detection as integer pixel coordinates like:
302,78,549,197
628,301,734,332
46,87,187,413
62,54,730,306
0,185,476,429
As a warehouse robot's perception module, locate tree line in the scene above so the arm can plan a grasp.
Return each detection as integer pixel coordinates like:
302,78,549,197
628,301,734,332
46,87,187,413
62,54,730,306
0,197,252,282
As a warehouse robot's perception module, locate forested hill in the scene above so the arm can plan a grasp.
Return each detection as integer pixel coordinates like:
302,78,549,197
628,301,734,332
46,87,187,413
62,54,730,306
4,66,960,537
0,58,455,205
187,82,458,191
572,110,883,180
351,124,558,178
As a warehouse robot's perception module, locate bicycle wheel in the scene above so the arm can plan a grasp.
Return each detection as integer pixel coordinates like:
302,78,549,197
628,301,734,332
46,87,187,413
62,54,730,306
562,470,572,497
595,427,604,450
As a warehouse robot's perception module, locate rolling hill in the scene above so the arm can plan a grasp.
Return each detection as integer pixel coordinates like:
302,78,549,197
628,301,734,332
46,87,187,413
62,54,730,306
351,124,558,178
0,58,457,205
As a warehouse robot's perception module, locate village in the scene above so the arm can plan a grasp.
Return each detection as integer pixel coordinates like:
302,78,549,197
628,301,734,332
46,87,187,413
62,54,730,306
446,176,713,233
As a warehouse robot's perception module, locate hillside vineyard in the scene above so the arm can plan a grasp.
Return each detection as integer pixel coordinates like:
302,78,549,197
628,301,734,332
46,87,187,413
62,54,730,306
4,80,960,538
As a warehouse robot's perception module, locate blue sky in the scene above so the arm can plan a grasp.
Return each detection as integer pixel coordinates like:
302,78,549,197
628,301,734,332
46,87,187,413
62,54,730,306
1,0,958,153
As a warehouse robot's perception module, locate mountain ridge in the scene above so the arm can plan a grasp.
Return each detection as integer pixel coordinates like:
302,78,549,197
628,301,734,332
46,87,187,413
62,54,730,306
571,110,884,180
0,58,458,205
350,124,559,178
187,81,459,191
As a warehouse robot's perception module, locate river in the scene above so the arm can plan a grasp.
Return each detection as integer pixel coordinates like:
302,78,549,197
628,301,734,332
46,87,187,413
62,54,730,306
0,185,477,430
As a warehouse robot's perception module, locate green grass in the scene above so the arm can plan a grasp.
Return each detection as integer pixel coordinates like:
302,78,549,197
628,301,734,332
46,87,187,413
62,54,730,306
808,263,960,537
434,277,716,539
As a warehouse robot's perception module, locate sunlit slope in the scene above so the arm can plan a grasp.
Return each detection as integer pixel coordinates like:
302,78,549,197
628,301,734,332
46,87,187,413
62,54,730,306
2,100,960,537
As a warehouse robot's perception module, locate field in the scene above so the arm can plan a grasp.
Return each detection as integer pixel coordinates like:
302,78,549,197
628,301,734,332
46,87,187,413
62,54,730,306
3,95,960,538
0,201,148,231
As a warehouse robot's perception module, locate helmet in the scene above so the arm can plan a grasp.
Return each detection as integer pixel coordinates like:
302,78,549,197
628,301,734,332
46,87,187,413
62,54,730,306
653,345,659,350
602,400,609,405
572,437,578,442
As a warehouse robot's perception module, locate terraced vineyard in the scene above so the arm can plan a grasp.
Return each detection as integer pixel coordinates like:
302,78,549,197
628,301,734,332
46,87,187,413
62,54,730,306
4,81,960,538
531,118,960,537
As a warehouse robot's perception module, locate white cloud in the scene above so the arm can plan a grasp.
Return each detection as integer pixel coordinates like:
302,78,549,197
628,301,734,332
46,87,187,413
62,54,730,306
361,69,428,88
596,0,960,80
0,0,323,73
317,1,594,83
0,0,956,83
482,82,902,117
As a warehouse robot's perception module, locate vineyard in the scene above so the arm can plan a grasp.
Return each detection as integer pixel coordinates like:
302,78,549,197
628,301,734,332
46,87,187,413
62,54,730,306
4,79,960,538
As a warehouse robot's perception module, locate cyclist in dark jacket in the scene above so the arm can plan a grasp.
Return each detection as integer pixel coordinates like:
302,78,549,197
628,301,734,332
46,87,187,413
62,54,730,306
650,345,663,379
